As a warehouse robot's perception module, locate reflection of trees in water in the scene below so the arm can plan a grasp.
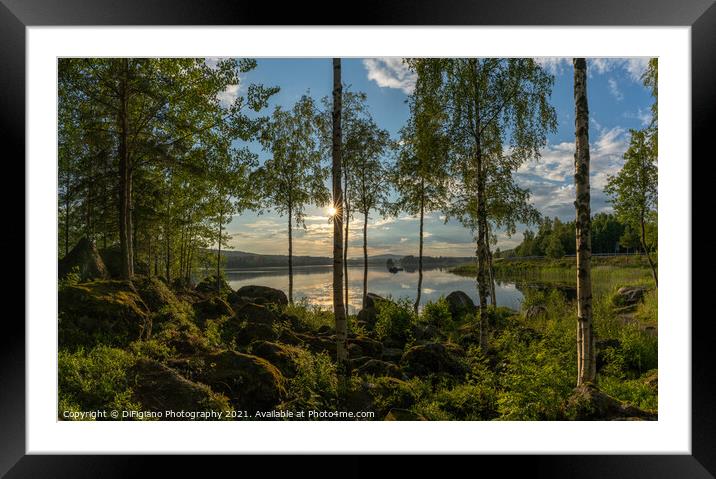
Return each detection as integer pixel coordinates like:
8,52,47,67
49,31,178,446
222,265,332,282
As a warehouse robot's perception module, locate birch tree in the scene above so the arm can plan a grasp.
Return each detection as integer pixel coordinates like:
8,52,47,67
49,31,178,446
331,58,349,380
573,58,596,386
258,95,329,303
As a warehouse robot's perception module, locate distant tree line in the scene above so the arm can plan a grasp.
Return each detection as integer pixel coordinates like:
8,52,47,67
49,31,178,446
499,213,656,259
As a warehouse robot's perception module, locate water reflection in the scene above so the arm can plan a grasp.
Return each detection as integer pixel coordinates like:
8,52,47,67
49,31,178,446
223,265,525,314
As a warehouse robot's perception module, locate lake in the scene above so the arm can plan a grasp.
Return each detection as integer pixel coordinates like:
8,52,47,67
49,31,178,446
224,265,526,313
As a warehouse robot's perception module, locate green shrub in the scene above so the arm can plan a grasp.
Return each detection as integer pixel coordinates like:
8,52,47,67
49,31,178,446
599,374,658,412
283,299,334,332
375,298,415,342
283,350,337,414
618,323,658,376
58,345,141,418
421,297,452,329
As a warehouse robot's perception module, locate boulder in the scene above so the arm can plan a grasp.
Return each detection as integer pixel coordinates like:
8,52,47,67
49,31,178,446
365,292,388,309
193,296,234,325
524,304,548,321
350,336,383,358
58,237,110,282
382,347,404,363
277,328,304,346
563,383,656,420
59,280,151,348
317,324,333,335
98,245,123,278
412,322,440,341
384,408,426,421
194,351,286,411
195,275,233,296
445,291,476,319
130,359,230,417
357,308,379,329
250,341,303,378
400,342,467,378
355,359,402,379
297,333,337,358
235,285,288,307
228,320,279,347
614,286,648,307
132,275,180,312
234,302,280,326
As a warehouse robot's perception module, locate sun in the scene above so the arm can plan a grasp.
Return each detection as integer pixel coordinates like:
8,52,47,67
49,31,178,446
327,205,338,217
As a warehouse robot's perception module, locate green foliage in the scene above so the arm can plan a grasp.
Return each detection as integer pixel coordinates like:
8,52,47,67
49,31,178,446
599,373,658,412
283,350,337,414
59,266,82,288
374,298,416,342
58,346,141,418
284,299,334,332
420,297,452,329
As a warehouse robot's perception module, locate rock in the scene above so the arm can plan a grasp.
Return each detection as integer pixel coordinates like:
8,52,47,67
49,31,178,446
357,307,378,329
614,286,648,307
194,351,286,411
355,359,402,379
350,336,383,358
445,291,476,319
317,325,333,335
350,356,375,369
563,383,656,420
412,322,440,341
250,341,303,377
235,285,288,307
400,342,467,378
193,296,234,326
384,408,426,421
235,321,279,347
58,280,151,348
234,302,280,326
170,277,194,292
130,359,230,417
298,333,337,358
365,292,388,309
524,304,548,321
383,337,407,349
277,328,303,346
382,347,404,363
195,275,233,296
347,342,364,358
132,275,180,312
58,237,110,282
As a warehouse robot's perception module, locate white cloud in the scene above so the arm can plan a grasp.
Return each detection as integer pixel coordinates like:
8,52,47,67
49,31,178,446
363,58,416,94
217,84,240,107
588,58,649,83
535,57,570,75
608,77,623,101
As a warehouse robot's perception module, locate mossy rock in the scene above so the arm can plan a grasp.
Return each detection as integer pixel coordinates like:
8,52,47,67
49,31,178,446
193,297,234,326
355,359,402,379
234,302,280,327
130,358,231,418
98,245,123,278
445,291,476,319
58,237,109,282
132,275,180,312
221,317,279,347
193,351,286,411
249,341,303,378
296,333,337,359
349,336,383,359
195,275,233,297
400,342,467,378
562,383,656,420
384,408,426,421
235,285,288,307
59,280,151,348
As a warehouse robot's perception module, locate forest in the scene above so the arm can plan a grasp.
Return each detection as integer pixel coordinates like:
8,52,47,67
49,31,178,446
58,57,658,421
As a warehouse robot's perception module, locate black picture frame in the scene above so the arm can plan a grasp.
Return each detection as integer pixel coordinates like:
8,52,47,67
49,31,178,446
4,0,712,476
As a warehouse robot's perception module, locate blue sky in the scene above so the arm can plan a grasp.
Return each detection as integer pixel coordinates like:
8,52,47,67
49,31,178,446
219,58,654,258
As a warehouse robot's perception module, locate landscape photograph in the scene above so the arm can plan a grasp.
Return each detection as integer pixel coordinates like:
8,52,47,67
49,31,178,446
57,57,658,421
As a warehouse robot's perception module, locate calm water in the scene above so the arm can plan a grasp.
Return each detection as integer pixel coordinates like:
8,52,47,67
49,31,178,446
224,265,525,314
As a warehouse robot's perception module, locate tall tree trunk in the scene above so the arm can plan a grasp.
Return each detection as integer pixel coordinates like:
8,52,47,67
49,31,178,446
471,59,490,351
217,208,222,292
287,208,293,304
117,58,134,280
574,58,596,386
414,189,425,315
362,210,369,310
640,215,658,287
332,58,349,379
343,171,350,317
165,230,171,283
487,223,497,306
64,188,70,257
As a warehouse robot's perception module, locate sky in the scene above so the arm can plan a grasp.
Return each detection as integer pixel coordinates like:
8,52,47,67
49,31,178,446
218,58,654,258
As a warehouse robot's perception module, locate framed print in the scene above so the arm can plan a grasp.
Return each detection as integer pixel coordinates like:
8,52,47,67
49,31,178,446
4,0,713,475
